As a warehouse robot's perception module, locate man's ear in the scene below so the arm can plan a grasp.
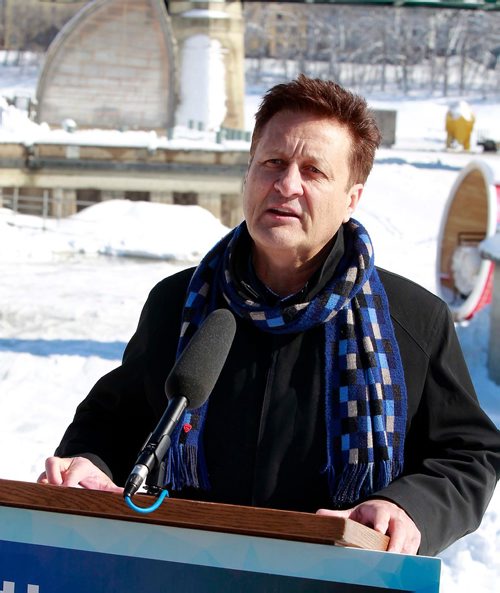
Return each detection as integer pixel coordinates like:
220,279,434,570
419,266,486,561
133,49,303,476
343,183,364,223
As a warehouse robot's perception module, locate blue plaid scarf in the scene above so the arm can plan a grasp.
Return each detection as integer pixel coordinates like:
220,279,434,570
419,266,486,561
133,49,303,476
166,219,407,505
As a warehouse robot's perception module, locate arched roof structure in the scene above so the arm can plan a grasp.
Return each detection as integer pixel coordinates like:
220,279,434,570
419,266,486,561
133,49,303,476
36,0,176,130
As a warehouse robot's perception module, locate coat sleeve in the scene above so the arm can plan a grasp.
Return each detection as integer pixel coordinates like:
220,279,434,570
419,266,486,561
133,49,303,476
54,269,192,485
370,301,500,556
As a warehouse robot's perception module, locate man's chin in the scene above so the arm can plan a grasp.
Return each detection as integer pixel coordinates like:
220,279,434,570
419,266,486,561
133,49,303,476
251,225,303,251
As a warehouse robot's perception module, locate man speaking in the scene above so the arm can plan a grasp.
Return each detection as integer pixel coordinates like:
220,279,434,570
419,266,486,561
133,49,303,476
39,75,500,557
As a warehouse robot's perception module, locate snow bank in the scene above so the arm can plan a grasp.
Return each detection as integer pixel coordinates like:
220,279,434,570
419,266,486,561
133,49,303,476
0,200,229,263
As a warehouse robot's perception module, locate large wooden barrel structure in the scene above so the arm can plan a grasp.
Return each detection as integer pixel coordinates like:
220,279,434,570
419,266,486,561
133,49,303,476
437,161,500,321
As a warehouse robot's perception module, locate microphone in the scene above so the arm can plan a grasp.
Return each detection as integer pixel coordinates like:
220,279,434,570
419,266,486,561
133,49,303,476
123,308,236,499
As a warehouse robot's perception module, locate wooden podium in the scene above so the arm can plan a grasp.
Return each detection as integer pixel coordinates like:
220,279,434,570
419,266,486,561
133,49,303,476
0,479,440,593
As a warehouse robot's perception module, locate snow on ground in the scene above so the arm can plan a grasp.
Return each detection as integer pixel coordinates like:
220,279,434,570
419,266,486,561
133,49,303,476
0,200,229,263
1,55,500,592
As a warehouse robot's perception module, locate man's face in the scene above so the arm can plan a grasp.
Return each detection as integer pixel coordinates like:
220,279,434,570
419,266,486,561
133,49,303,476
243,110,363,266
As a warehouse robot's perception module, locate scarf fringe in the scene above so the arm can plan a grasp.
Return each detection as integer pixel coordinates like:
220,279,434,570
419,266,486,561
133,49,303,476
322,460,401,506
166,443,210,491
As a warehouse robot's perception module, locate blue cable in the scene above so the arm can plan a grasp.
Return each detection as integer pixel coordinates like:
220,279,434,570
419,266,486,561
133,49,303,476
124,489,169,514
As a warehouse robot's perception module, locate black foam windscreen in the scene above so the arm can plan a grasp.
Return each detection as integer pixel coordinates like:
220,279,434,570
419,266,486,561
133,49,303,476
164,309,236,410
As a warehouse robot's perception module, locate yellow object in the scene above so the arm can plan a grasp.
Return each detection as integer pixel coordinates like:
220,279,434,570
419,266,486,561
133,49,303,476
446,112,475,151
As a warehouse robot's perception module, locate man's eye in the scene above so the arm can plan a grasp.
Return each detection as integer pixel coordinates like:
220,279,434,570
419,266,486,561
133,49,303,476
306,165,322,175
265,159,283,166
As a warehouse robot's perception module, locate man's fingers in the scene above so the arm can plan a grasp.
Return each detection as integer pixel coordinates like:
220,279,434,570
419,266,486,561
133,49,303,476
362,502,421,554
80,475,123,493
316,499,421,555
316,508,352,519
43,456,70,485
61,464,86,488
36,471,48,484
385,516,406,553
39,458,85,487
38,456,121,492
386,515,421,554
354,504,391,535
45,456,89,487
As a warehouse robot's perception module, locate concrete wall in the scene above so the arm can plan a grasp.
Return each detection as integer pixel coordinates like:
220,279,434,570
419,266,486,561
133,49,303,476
36,0,176,130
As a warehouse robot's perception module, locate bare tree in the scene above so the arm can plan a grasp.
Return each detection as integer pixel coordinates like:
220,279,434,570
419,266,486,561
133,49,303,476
241,3,500,98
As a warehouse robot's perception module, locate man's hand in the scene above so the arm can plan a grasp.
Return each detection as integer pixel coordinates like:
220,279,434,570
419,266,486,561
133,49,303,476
316,499,421,554
37,456,122,493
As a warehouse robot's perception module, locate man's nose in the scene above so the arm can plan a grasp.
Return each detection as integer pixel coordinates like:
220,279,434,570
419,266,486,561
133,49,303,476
274,164,304,197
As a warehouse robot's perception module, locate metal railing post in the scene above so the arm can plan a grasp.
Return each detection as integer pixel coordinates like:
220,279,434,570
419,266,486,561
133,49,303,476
42,190,49,230
13,188,19,214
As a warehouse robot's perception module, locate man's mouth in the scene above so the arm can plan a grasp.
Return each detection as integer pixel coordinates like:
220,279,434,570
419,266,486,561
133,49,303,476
266,207,300,219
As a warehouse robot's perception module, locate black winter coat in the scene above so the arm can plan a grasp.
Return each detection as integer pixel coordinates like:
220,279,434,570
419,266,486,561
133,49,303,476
56,257,500,557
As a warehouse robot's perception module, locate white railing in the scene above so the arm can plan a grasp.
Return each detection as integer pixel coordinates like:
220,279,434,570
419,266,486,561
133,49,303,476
0,189,97,228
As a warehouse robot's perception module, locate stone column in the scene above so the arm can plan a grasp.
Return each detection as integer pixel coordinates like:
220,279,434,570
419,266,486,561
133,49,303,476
51,188,77,218
101,190,126,201
197,192,222,221
221,193,243,228
480,233,500,385
169,1,245,131
150,191,174,204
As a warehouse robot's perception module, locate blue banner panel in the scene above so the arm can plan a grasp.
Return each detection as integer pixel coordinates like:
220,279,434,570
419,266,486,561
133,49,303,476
0,540,410,593
0,505,440,592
